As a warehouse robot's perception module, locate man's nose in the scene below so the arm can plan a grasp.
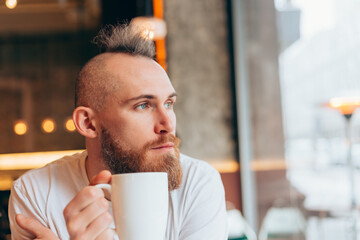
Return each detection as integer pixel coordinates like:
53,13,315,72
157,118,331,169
154,107,175,134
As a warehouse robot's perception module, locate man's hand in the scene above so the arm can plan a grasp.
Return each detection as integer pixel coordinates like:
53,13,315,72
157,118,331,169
63,170,115,240
15,214,59,240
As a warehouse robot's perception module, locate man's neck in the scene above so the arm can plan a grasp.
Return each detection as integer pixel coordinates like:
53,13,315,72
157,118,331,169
84,136,108,181
85,153,107,181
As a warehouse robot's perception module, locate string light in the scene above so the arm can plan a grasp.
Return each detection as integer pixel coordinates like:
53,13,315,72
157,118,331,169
14,118,78,135
14,120,27,135
5,0,17,9
41,118,56,133
64,118,76,132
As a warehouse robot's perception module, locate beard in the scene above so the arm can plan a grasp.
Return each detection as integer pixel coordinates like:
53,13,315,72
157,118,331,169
100,127,183,191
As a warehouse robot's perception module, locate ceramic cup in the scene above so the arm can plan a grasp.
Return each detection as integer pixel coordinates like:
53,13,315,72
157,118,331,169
96,172,168,240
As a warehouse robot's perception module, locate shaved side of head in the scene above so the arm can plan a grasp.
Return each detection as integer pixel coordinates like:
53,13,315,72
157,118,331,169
75,23,156,111
75,53,112,111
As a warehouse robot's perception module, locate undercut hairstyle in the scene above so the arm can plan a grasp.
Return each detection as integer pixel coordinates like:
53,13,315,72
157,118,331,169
75,23,156,111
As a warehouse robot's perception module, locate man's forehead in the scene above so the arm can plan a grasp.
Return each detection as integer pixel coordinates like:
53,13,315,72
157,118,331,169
119,83,176,103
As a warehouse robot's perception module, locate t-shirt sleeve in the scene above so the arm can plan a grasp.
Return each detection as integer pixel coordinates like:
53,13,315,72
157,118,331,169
179,165,228,240
8,180,48,240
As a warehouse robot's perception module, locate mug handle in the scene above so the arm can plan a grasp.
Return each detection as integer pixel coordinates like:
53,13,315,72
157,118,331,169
94,184,119,240
95,183,112,201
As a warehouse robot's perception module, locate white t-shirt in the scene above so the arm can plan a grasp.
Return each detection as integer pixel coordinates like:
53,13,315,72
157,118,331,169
9,151,228,240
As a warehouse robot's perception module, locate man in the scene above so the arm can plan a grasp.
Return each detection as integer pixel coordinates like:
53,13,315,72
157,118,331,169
9,24,228,240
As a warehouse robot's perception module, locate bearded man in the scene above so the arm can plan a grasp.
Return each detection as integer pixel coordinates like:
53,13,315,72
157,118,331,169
8,24,228,240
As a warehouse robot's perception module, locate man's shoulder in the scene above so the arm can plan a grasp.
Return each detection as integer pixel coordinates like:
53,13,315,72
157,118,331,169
13,151,87,190
180,153,219,176
179,153,221,191
44,150,87,170
172,154,226,221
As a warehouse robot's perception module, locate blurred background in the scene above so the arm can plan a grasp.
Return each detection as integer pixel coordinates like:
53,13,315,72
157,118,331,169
0,0,360,239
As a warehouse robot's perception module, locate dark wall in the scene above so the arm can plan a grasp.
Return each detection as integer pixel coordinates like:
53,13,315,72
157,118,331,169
0,33,99,153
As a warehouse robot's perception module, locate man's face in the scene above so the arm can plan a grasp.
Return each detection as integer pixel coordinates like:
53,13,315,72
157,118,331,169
97,54,182,190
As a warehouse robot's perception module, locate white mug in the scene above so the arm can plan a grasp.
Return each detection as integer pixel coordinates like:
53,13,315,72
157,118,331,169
96,172,169,240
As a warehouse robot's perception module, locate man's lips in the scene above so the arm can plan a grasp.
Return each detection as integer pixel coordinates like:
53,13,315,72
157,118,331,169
151,142,175,150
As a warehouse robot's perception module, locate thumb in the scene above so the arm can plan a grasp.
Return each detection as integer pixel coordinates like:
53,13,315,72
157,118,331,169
16,214,54,238
90,170,112,186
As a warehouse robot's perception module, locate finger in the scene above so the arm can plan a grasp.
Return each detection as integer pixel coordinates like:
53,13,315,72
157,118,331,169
95,228,115,240
16,214,51,238
86,211,113,240
63,186,104,221
90,170,112,185
66,198,109,236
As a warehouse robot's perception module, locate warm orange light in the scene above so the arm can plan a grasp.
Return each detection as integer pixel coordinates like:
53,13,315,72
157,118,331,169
5,0,17,9
142,29,155,40
65,118,76,132
14,120,27,135
41,118,56,133
0,149,84,171
329,96,360,115
131,17,167,40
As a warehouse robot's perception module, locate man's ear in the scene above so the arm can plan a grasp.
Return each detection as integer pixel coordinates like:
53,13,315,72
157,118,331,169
73,106,99,138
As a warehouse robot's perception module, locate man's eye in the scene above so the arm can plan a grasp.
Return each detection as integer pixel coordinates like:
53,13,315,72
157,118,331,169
136,103,148,110
165,101,173,109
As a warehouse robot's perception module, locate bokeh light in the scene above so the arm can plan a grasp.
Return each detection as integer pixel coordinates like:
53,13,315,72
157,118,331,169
14,120,27,135
41,118,56,133
5,0,17,9
64,118,76,132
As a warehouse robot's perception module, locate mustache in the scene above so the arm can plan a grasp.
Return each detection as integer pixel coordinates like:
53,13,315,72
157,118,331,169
145,134,181,150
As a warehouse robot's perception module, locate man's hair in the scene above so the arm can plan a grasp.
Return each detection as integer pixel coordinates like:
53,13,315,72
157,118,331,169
75,23,156,110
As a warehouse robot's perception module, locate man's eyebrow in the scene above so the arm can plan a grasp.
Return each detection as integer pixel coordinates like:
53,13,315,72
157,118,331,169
169,92,178,98
126,92,177,103
127,94,155,102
